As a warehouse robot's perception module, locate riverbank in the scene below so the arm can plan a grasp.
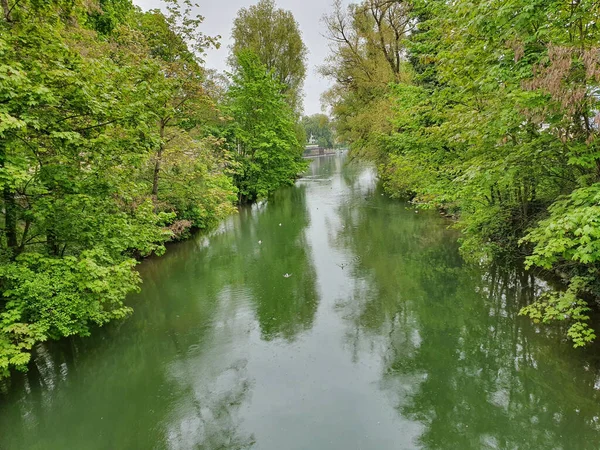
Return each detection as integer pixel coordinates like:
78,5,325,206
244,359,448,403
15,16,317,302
3,154,600,449
0,0,310,380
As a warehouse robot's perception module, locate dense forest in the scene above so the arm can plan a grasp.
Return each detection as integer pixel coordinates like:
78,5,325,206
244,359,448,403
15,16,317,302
322,0,600,347
0,0,307,377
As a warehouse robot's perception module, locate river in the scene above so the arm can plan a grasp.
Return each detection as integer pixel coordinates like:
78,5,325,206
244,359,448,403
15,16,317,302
2,153,600,449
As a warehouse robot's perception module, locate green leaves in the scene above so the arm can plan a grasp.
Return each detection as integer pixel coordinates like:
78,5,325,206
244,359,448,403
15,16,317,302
0,249,139,375
226,51,306,203
230,0,307,113
520,277,596,347
523,185,600,270
0,0,242,378
323,0,600,346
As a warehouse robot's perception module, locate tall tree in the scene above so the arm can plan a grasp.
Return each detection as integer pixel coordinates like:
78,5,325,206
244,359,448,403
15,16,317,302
230,0,307,113
322,0,600,346
320,0,413,157
0,0,237,377
136,0,216,197
226,51,306,203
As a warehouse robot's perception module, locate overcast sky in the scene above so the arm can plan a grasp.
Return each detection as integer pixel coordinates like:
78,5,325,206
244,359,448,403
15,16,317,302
133,0,342,116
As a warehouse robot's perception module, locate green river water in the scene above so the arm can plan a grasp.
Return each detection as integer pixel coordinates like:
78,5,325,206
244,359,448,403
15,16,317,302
2,154,600,449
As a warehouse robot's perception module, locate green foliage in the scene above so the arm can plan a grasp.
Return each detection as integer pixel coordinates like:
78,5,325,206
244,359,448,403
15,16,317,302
520,277,596,348
226,50,307,202
524,185,600,269
320,0,412,157
0,0,306,377
302,114,335,148
519,186,600,347
154,132,237,231
0,0,250,378
86,0,134,35
230,0,307,113
322,0,600,345
0,250,138,376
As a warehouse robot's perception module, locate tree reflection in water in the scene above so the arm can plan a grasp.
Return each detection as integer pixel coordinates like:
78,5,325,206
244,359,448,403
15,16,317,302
4,154,600,449
333,178,600,450
163,357,255,450
0,176,319,450
231,185,319,342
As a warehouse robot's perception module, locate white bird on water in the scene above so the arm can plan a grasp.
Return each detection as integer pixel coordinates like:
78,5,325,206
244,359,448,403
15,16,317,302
283,273,292,278
279,223,282,226
258,240,262,245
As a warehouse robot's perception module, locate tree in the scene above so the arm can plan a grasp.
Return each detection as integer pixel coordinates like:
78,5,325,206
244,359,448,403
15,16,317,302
302,114,335,148
0,0,238,378
136,1,216,197
320,0,413,157
0,0,174,375
230,0,307,113
322,0,600,346
226,51,306,203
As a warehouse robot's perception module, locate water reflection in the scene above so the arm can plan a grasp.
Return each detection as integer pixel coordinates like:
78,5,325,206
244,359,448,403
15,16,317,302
334,178,600,449
3,154,600,449
0,277,255,449
0,172,319,450
164,357,254,450
233,186,318,341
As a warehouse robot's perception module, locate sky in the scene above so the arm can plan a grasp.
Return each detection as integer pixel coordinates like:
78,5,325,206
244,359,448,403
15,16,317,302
133,0,342,116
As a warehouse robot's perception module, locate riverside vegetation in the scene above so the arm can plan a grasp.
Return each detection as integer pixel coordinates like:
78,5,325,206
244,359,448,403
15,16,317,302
322,0,600,347
3,0,599,381
0,0,307,377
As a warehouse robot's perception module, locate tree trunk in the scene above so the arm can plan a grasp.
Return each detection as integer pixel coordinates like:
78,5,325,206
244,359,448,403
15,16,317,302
4,186,17,254
0,140,17,257
522,183,529,220
46,228,60,256
1,0,11,22
151,146,162,196
18,219,30,255
152,120,165,196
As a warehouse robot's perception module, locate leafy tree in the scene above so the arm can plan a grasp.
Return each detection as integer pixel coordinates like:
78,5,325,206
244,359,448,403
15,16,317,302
131,3,236,233
230,0,307,113
322,0,600,346
302,114,335,148
0,0,169,376
0,0,239,377
226,50,306,203
320,0,413,157
86,0,135,35
136,3,212,197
